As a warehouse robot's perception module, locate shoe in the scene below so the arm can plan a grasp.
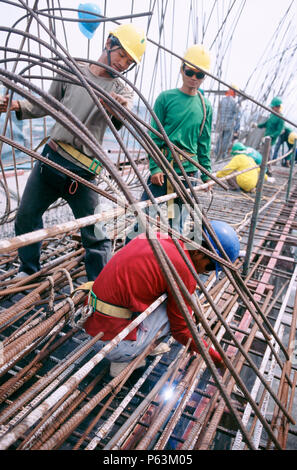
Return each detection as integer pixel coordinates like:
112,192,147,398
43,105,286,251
233,384,245,398
15,271,30,279
109,359,146,378
267,176,275,183
149,342,171,356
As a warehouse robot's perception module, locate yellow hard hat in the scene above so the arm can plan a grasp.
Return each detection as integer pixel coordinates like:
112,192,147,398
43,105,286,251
288,132,297,145
183,44,211,71
110,24,146,64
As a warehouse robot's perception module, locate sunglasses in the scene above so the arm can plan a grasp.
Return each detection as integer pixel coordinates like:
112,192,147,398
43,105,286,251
183,64,205,79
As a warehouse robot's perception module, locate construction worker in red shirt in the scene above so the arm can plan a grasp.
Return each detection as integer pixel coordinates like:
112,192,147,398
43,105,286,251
82,220,240,377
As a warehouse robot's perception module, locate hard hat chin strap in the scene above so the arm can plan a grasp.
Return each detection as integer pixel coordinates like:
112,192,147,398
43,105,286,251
105,46,119,78
105,35,137,78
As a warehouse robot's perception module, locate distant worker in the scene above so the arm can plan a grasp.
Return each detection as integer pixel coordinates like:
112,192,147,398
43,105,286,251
82,220,240,377
0,23,146,281
272,127,297,167
257,96,284,175
126,44,213,242
245,146,263,166
216,142,269,192
215,86,241,161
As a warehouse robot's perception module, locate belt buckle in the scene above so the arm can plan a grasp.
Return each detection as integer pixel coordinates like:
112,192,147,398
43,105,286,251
89,290,97,310
89,158,102,174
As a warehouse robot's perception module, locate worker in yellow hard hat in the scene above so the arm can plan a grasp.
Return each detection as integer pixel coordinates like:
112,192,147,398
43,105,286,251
104,23,146,77
126,44,213,244
272,126,297,167
0,23,146,282
215,84,241,161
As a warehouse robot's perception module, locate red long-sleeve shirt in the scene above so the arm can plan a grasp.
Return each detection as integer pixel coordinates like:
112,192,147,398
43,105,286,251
84,234,222,365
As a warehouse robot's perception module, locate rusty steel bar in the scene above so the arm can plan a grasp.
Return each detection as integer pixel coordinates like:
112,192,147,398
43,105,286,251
0,331,104,429
242,137,271,276
135,357,199,450
77,338,176,450
104,347,191,450
0,295,166,449
0,254,84,332
120,351,192,450
20,366,109,450
154,358,204,450
0,4,297,452
232,264,297,449
167,237,294,423
40,344,186,451
74,336,164,450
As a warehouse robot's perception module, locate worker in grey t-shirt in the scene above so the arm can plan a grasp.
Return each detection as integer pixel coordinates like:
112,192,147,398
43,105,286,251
1,24,146,281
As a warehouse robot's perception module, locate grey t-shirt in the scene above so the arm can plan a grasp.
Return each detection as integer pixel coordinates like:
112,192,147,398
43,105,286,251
17,64,134,158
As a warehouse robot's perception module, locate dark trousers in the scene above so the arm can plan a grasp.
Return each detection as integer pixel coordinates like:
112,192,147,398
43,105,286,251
125,172,200,245
15,145,111,281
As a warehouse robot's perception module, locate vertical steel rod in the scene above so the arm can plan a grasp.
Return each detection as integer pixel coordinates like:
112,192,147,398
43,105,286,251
242,137,271,277
286,139,296,202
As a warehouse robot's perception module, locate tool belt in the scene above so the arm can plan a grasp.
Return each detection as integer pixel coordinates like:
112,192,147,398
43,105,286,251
47,139,102,176
88,291,133,319
72,281,132,319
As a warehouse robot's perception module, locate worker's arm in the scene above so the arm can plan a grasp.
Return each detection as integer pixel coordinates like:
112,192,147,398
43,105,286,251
257,120,267,129
216,156,239,178
100,92,131,130
14,73,66,120
102,82,134,130
166,293,222,366
166,279,222,367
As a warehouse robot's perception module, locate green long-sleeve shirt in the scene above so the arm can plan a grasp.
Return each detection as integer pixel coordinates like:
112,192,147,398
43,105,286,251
257,112,284,145
149,88,213,182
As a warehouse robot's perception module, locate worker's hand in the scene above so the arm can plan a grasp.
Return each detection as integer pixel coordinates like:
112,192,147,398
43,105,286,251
216,360,227,376
0,96,20,113
151,172,164,186
250,122,257,129
100,92,129,117
110,92,129,108
202,186,212,193
201,180,212,192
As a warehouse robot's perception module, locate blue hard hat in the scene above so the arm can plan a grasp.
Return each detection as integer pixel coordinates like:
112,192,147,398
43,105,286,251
205,220,240,276
78,3,101,39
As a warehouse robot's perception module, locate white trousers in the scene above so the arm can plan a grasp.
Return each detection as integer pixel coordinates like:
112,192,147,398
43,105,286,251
88,301,171,363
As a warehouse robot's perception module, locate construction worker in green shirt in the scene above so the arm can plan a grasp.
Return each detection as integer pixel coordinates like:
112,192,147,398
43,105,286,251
126,44,212,243
257,96,284,175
